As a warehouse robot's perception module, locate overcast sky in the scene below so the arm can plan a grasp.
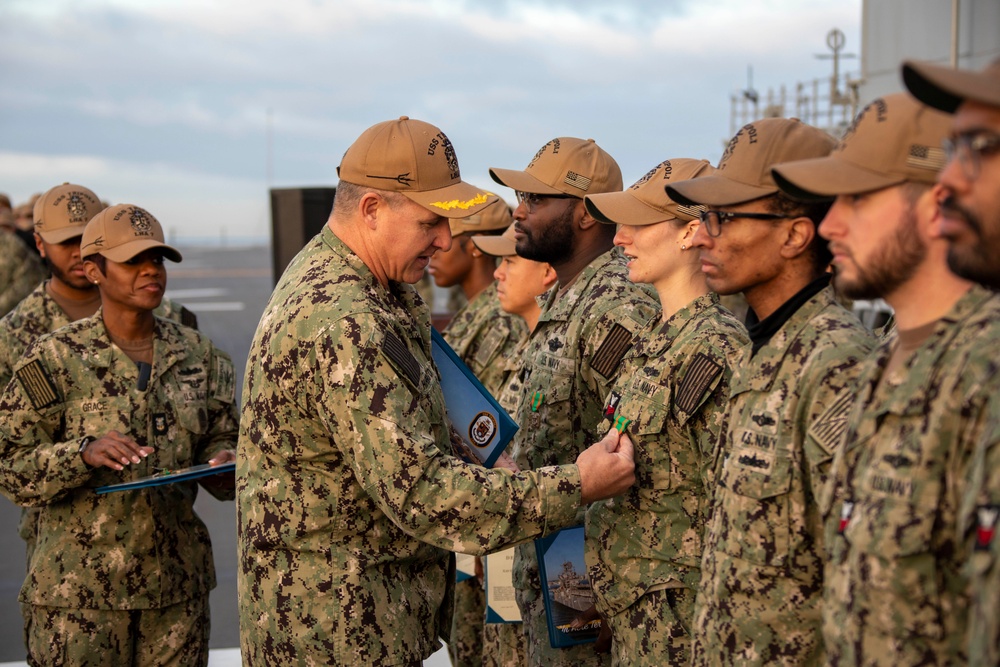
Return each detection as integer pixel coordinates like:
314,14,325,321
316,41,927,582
0,0,861,243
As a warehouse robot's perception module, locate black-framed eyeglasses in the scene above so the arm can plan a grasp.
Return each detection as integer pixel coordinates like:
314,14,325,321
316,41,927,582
514,191,577,213
942,131,1000,181
698,210,789,238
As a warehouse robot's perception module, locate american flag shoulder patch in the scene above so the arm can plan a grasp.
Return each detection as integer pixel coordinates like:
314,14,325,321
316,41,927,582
15,360,60,411
675,353,722,414
591,323,633,379
383,331,421,387
809,389,855,454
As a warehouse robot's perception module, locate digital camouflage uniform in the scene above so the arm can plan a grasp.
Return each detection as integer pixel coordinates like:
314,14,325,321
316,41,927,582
0,312,237,666
499,250,658,667
822,286,1000,665
0,231,46,318
691,284,875,667
443,282,527,667
0,283,199,561
482,336,533,667
237,226,585,667
962,389,1000,667
443,281,528,401
586,294,748,666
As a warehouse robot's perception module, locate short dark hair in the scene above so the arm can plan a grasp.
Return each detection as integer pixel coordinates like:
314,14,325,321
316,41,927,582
766,193,833,274
86,253,107,275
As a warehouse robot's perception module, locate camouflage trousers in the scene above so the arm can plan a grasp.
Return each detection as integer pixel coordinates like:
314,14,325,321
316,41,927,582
26,595,210,667
515,575,610,667
448,577,485,667
481,622,527,667
607,587,693,667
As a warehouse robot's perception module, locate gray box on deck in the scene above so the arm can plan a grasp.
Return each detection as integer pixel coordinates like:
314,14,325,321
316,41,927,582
269,187,337,285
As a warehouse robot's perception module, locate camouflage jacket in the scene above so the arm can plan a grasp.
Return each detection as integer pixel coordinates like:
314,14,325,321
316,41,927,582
443,281,527,397
823,286,1000,666
0,280,198,390
961,388,1000,667
236,226,583,666
500,250,658,593
0,232,46,318
0,312,237,610
585,293,748,617
692,285,874,667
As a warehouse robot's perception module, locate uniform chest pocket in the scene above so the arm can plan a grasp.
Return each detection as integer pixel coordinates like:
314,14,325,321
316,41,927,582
626,392,672,492
844,498,943,640
715,447,793,568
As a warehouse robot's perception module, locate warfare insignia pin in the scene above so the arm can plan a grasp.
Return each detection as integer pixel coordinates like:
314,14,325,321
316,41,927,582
153,413,168,436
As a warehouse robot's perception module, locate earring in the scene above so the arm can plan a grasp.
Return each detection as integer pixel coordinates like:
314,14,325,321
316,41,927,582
681,245,687,250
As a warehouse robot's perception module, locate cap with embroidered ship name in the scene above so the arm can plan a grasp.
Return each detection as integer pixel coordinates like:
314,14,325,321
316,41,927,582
33,183,103,243
772,93,952,201
489,137,623,197
586,158,714,226
337,116,497,218
81,204,182,263
667,118,836,207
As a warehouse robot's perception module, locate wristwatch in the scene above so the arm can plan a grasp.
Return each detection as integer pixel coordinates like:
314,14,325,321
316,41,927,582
77,435,95,454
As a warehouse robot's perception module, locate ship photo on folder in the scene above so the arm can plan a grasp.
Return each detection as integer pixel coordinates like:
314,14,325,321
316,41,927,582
535,525,601,647
430,328,518,469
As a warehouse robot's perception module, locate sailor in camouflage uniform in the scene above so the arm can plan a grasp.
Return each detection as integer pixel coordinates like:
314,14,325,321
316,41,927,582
581,158,749,666
489,137,659,666
904,57,1000,667
0,183,200,646
0,224,46,318
236,117,637,667
774,92,993,665
471,224,556,667
667,118,875,666
432,201,519,667
0,203,237,666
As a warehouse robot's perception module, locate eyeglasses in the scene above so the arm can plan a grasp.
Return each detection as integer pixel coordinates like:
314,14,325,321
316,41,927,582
514,191,577,213
698,210,789,237
943,131,1000,181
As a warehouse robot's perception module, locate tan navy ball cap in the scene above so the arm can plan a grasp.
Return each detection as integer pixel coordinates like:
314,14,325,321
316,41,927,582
81,204,182,263
471,223,517,257
448,198,512,236
33,183,103,243
337,116,497,219
586,158,714,226
772,93,952,201
903,57,1000,114
489,137,623,197
668,118,837,207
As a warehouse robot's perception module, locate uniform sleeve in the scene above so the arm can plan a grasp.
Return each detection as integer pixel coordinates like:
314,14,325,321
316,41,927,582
965,392,1000,667
314,317,582,555
0,343,92,506
194,344,240,500
802,330,876,501
581,302,655,407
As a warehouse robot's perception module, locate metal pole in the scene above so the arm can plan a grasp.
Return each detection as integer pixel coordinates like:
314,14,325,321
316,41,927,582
951,0,960,67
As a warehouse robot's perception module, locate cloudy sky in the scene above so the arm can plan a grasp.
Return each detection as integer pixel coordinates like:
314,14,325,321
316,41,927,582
0,0,860,244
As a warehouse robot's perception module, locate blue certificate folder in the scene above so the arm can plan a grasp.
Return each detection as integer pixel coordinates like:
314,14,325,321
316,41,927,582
535,525,601,648
430,328,518,469
95,462,235,494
